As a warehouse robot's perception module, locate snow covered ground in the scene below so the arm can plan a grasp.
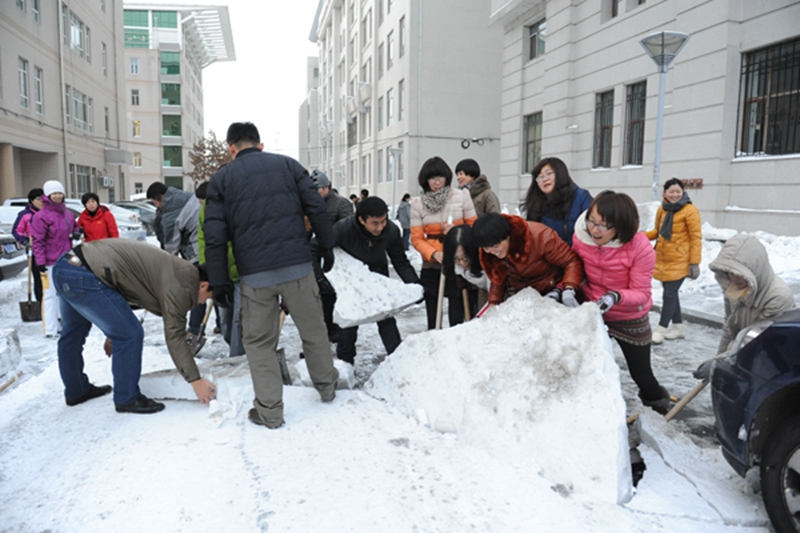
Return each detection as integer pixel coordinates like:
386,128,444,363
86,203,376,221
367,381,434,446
0,219,798,532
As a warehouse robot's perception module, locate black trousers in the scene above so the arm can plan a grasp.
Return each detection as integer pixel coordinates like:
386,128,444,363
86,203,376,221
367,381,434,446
336,317,402,364
616,339,665,401
420,267,464,329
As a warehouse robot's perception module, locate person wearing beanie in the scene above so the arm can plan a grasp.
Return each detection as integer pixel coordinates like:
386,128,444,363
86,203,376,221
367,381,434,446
78,192,119,242
12,187,45,302
31,179,79,337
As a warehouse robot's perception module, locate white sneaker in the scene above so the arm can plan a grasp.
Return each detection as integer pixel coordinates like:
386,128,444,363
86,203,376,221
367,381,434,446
652,325,668,344
664,323,685,340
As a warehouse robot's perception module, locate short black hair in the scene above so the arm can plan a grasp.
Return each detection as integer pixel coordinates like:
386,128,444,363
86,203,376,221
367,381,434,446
196,264,209,283
472,212,511,248
455,159,480,179
146,181,168,200
402,193,411,201
226,122,260,147
81,192,100,206
417,156,453,192
27,187,44,203
443,224,482,278
195,181,209,199
357,196,388,220
663,178,684,191
360,189,369,198
349,194,358,201
587,190,639,244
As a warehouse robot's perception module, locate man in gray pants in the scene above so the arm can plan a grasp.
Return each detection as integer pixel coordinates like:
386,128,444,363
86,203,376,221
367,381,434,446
204,122,339,429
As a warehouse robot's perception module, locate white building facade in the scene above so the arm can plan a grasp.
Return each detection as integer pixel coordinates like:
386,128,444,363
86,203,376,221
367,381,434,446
309,0,504,208
491,0,800,235
299,57,321,171
123,4,234,195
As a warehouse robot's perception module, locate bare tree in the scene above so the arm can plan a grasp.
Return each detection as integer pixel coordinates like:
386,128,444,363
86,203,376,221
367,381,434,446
185,131,231,186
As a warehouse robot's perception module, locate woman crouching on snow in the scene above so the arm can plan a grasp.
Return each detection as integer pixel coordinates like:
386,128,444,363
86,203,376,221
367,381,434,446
442,224,489,315
571,190,671,414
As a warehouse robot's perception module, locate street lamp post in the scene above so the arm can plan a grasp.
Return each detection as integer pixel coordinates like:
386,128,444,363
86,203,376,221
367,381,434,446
640,31,690,201
389,146,403,216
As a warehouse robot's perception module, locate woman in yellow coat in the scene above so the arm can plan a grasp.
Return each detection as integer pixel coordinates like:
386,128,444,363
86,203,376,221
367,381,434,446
644,178,702,343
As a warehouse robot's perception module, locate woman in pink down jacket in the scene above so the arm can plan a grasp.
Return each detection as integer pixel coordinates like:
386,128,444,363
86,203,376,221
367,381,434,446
571,190,671,414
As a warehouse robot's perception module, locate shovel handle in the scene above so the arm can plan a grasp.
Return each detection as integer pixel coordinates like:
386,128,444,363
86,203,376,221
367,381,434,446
665,381,708,422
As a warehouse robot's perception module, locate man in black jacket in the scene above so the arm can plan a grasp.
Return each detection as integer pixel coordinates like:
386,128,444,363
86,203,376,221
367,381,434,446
204,122,339,429
332,197,419,365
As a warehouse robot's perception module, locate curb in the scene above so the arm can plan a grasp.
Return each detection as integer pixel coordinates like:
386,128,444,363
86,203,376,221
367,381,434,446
651,303,724,329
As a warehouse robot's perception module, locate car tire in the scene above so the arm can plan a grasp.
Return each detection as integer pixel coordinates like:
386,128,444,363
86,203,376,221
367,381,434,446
761,415,800,533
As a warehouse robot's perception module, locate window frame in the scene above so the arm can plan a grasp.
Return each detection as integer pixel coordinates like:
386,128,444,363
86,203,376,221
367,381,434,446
522,112,543,174
18,57,29,109
526,19,546,62
624,81,646,166
593,90,615,168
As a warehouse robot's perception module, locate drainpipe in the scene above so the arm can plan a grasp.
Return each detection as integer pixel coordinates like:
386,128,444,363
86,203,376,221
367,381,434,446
416,0,422,183
57,1,70,194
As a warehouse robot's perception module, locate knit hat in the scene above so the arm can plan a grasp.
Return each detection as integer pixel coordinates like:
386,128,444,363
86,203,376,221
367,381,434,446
311,169,331,188
43,180,65,197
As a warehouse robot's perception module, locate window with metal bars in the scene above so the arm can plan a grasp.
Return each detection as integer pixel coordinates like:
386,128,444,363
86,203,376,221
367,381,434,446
523,112,542,173
624,81,646,165
593,90,614,168
738,37,800,156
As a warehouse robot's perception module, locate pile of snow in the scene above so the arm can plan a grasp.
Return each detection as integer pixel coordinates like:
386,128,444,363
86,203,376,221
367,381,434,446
366,289,633,504
0,328,21,378
326,247,423,327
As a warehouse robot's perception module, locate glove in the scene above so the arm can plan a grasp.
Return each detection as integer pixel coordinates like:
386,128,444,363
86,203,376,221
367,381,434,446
212,283,234,308
596,291,619,314
693,358,715,381
320,248,335,273
561,288,580,308
38,265,48,273
71,229,83,240
316,276,334,294
689,264,700,280
544,289,561,301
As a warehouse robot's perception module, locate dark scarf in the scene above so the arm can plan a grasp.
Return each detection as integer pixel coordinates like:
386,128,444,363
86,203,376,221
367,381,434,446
421,186,451,214
659,192,691,241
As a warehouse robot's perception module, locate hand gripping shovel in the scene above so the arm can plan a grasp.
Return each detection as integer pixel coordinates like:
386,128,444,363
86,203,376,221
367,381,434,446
189,300,214,357
19,248,41,322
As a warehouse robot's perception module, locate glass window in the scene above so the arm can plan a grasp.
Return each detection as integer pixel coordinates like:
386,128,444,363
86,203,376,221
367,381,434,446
153,11,177,28
102,42,107,75
377,0,384,25
160,51,180,75
378,43,384,79
377,149,384,182
124,10,148,27
593,90,614,168
161,83,180,105
387,149,394,182
85,27,91,63
32,0,39,22
76,165,90,195
378,96,384,131
397,141,404,180
399,16,405,58
738,37,800,156
133,153,142,167
162,115,182,136
387,31,394,70
163,147,182,167
131,89,139,106
527,19,546,61
624,81,646,165
124,29,149,48
34,67,43,114
361,155,370,185
104,106,109,137
70,12,84,58
135,182,143,194
16,0,24,11
130,57,139,74
65,85,71,124
73,89,86,130
18,58,29,109
164,176,183,189
523,112,543,173
88,98,93,132
132,119,141,137
387,88,394,126
398,79,404,121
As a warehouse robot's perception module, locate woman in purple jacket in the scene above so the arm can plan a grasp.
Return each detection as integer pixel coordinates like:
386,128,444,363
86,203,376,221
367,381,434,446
31,180,78,337
571,190,671,414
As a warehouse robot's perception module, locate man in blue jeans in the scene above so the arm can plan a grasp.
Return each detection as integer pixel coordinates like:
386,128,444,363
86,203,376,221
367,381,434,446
52,239,216,413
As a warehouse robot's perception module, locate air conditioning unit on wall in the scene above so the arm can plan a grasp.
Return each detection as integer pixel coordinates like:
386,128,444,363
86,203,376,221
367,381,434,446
99,176,115,188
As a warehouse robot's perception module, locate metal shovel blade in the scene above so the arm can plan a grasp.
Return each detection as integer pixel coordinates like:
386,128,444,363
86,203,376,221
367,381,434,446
19,301,41,322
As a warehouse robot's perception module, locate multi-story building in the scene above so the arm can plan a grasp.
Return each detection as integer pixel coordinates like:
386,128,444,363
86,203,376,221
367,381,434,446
309,0,504,208
491,0,800,235
123,3,234,196
299,57,321,171
0,0,130,203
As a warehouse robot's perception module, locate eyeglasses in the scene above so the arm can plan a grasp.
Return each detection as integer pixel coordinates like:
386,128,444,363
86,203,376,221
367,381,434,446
428,176,446,182
535,169,556,184
453,254,469,265
586,220,614,233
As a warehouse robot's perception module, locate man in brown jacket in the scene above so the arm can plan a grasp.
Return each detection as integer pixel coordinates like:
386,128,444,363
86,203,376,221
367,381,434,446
455,159,501,216
52,239,216,414
473,212,584,306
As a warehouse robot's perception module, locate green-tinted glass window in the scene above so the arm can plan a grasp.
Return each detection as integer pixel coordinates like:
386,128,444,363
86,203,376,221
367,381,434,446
160,52,180,75
163,147,183,168
124,29,149,48
161,83,180,105
162,115,182,136
164,176,183,189
153,11,178,28
124,10,148,27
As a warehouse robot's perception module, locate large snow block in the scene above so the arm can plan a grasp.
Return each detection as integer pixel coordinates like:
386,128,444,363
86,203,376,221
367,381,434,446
326,247,423,328
0,328,22,378
140,355,253,401
365,288,633,504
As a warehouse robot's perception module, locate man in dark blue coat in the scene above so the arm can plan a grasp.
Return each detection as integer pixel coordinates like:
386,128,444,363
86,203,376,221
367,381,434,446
331,197,419,365
203,122,339,429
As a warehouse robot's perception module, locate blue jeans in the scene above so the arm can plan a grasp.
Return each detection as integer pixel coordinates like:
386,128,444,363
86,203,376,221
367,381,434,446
53,256,144,406
218,282,244,356
659,278,685,328
402,228,410,251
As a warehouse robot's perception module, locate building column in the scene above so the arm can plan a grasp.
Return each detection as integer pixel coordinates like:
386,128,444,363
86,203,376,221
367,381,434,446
0,144,16,201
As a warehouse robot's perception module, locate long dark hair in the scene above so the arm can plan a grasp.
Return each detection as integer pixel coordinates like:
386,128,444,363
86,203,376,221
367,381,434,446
443,225,482,278
522,157,578,222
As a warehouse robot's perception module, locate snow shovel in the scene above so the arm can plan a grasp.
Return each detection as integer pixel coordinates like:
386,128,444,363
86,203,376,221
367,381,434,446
462,288,471,322
434,268,446,329
19,249,41,322
665,380,708,422
189,299,214,357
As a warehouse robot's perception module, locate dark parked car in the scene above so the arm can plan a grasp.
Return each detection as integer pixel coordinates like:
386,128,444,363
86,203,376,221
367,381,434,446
711,307,800,533
112,201,157,235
